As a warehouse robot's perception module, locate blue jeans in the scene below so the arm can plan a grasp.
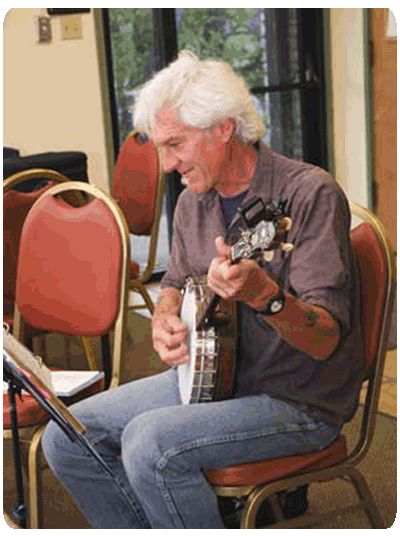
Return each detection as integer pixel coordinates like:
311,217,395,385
42,368,339,529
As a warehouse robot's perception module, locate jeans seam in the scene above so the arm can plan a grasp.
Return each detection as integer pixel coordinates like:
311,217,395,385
154,421,319,526
158,421,318,468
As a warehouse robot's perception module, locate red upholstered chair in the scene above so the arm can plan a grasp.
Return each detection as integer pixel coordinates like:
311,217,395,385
3,169,97,370
204,202,396,529
3,169,69,339
112,131,166,315
3,182,131,528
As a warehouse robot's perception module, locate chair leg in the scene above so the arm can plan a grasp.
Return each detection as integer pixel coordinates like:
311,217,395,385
239,483,301,528
130,284,155,315
140,286,155,314
240,487,268,529
345,467,387,529
65,337,72,368
268,492,286,521
35,335,47,359
4,510,22,529
28,424,47,529
81,337,98,371
101,334,112,389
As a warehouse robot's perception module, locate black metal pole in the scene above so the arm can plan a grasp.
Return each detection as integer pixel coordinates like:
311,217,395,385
3,355,137,523
7,382,28,528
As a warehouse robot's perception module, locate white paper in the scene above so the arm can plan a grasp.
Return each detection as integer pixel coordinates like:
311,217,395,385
4,370,104,397
51,370,104,396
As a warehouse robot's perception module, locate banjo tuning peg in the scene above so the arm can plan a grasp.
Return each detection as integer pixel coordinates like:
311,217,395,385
279,242,294,252
263,251,274,262
281,217,292,230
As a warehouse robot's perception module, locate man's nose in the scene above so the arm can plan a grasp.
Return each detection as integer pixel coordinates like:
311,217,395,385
161,147,180,173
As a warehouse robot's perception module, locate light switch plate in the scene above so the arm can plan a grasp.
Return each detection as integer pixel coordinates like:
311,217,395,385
61,15,82,40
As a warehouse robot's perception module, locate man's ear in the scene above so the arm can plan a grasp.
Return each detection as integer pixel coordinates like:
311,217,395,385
216,117,235,143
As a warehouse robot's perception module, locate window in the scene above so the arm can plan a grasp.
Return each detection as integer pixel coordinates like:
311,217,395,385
103,8,327,276
175,8,303,159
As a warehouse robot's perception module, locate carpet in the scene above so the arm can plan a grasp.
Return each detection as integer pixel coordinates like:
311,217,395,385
3,312,397,529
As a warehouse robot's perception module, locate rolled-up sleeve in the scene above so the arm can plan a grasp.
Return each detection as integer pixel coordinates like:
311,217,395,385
287,180,354,336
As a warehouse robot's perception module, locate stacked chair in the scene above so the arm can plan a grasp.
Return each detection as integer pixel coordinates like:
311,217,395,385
112,131,166,315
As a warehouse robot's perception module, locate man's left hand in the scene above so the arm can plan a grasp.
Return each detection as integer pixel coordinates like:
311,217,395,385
207,236,278,309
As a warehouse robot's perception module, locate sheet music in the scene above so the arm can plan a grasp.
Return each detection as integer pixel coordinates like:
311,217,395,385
3,325,87,435
51,370,104,397
3,325,104,397
3,370,104,397
3,324,54,393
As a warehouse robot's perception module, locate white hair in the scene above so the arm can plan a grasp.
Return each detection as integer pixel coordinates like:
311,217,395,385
133,50,265,144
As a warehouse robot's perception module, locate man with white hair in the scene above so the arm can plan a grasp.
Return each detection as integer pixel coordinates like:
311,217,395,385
42,51,364,529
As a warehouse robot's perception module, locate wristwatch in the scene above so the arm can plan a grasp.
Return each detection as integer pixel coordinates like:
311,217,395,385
256,288,286,315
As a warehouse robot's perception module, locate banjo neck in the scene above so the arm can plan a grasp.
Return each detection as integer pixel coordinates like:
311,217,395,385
195,240,247,329
195,195,293,330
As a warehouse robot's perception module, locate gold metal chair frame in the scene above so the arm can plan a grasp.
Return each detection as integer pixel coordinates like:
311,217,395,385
210,202,396,529
124,131,166,315
4,182,131,528
3,168,71,190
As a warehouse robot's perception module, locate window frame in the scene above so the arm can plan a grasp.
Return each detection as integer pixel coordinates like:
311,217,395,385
98,7,329,269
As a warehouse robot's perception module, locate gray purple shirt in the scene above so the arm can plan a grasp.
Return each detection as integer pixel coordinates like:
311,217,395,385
161,145,365,427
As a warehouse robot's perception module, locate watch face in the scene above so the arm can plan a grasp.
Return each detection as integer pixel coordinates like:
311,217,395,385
270,299,284,314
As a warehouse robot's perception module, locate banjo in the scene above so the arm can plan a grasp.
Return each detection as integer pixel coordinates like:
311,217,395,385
178,196,293,405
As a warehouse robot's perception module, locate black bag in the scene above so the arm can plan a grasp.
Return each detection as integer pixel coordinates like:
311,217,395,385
3,150,88,191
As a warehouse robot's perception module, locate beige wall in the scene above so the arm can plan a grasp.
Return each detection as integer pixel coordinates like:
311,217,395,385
329,8,370,207
3,8,371,204
3,8,110,192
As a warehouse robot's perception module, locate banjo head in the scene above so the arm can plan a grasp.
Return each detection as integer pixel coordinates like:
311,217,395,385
178,278,236,405
178,279,218,404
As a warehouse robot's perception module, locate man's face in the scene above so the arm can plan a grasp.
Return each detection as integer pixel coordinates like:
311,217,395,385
151,105,232,194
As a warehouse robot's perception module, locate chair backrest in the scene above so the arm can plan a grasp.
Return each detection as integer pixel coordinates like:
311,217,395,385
112,130,165,236
3,169,70,303
349,202,396,461
14,182,131,389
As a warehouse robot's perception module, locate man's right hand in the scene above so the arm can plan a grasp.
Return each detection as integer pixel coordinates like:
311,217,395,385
152,312,189,367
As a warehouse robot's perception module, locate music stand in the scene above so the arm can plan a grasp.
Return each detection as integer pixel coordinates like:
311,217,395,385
3,327,125,528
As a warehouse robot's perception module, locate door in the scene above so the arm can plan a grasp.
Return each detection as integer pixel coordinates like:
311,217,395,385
370,8,397,251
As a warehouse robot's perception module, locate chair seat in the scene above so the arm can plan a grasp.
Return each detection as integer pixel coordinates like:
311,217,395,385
3,376,104,429
205,435,347,488
130,260,140,279
3,391,50,428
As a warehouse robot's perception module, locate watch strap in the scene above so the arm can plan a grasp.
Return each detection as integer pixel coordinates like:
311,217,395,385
256,288,286,315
